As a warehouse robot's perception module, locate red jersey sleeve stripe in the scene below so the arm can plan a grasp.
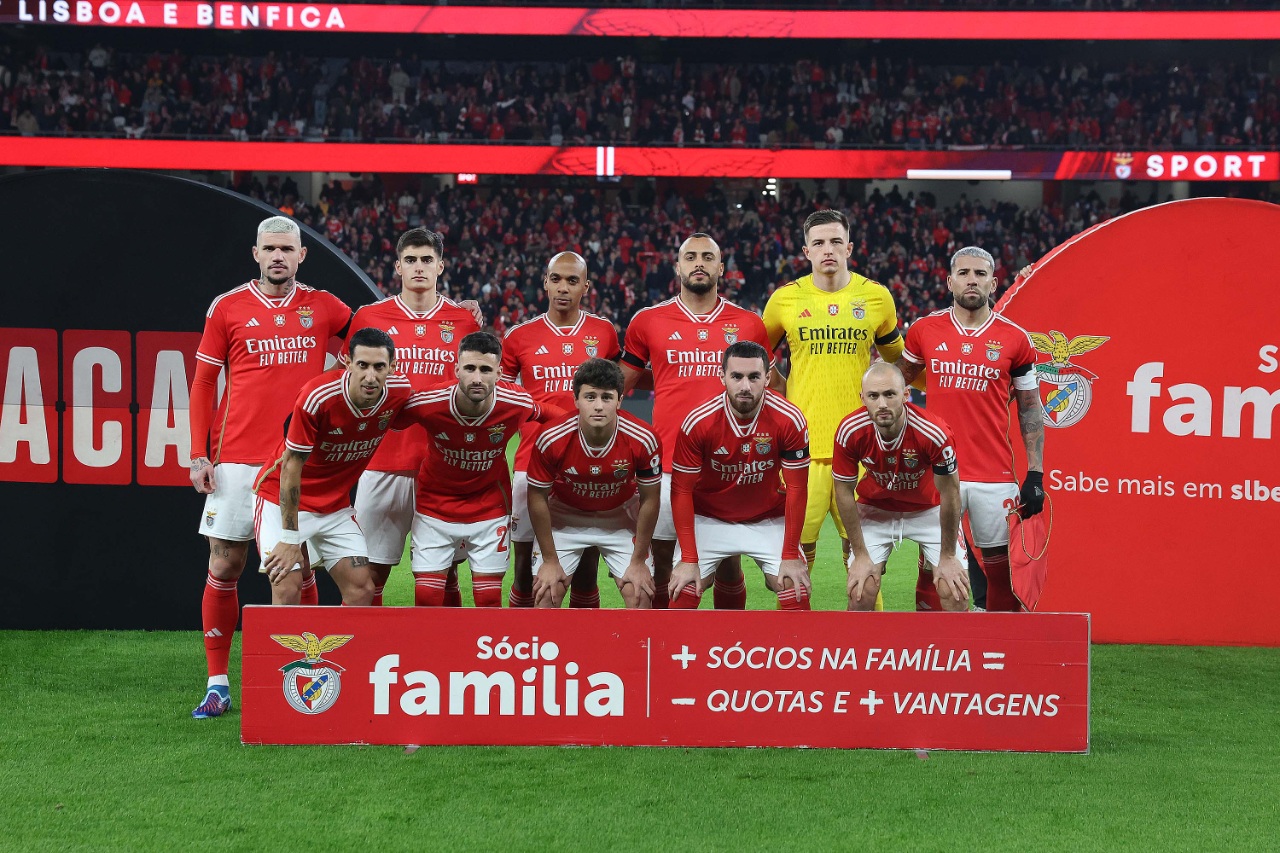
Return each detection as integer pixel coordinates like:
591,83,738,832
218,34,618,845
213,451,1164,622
679,397,723,433
900,348,924,364
526,475,554,488
195,352,223,366
671,462,702,474
204,283,249,318
763,394,808,430
285,439,313,453
535,419,578,451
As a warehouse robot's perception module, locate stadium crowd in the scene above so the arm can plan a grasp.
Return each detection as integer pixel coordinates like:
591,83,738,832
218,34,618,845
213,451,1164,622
3,43,1276,150
232,173,1118,333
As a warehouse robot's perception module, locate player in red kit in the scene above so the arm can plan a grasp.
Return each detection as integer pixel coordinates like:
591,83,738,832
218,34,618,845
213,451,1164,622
667,341,812,610
407,332,544,607
528,359,662,609
833,363,968,611
898,247,1045,612
254,328,415,605
502,252,620,609
620,233,770,609
188,215,352,719
349,229,480,606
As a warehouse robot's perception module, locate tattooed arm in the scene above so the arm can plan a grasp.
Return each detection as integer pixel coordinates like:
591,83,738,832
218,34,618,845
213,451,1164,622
263,449,309,581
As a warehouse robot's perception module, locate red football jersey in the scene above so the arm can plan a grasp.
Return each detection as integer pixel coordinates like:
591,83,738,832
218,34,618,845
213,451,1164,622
254,370,416,514
194,281,351,464
833,402,958,512
621,296,770,470
501,312,621,472
901,308,1038,483
671,390,809,523
527,411,662,513
409,382,542,523
349,294,480,474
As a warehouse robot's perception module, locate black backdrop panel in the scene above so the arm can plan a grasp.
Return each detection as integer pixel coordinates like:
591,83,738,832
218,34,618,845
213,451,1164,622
0,169,380,628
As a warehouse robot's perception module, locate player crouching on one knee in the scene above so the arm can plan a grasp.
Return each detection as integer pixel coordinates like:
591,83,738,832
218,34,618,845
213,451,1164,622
833,363,969,612
528,358,662,609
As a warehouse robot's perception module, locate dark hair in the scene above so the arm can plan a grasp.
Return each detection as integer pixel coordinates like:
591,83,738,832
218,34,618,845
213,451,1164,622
396,228,444,260
348,327,395,362
573,358,624,397
721,340,769,372
802,209,851,242
458,331,502,359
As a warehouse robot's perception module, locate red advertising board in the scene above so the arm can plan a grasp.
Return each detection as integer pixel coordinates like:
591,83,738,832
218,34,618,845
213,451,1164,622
1,3,1278,39
3,139,1272,182
241,608,1090,752
997,197,1280,646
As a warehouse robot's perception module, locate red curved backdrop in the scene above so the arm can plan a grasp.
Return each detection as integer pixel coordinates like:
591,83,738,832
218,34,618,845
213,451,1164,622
997,198,1280,646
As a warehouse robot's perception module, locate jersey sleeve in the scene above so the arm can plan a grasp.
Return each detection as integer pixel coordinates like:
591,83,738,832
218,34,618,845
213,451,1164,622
499,330,521,382
284,395,320,455
928,423,959,477
195,301,230,368
831,419,861,482
602,326,622,361
779,412,810,468
324,291,355,340
339,305,376,365
1010,330,1039,391
761,287,790,351
670,420,704,475
458,308,483,338
620,311,650,370
901,320,925,364
635,440,662,485
526,439,556,489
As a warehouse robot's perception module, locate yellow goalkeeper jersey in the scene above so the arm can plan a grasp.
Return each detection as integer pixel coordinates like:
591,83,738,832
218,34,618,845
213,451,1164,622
763,273,903,460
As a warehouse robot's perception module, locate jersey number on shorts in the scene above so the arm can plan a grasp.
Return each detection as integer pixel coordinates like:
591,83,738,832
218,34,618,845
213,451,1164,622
496,525,509,553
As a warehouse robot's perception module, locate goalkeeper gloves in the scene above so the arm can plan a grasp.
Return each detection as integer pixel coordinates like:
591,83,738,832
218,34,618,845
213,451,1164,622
1018,471,1045,518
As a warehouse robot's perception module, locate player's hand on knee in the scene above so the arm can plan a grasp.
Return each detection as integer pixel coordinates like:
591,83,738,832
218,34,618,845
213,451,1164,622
190,457,215,493
621,560,655,599
668,562,700,598
846,554,877,602
264,543,304,585
533,559,567,601
778,558,811,599
933,555,970,603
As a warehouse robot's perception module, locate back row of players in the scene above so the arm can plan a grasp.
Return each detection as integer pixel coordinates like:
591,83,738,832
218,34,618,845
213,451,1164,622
188,212,1046,718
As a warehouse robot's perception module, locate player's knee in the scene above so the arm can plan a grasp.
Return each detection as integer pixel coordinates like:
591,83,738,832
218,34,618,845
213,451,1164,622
619,582,643,609
207,540,248,579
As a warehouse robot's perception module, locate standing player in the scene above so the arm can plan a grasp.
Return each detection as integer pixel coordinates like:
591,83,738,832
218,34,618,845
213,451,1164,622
502,252,620,608
254,328,415,605
762,209,905,600
407,332,544,607
833,363,968,611
898,246,1045,612
188,215,352,720
667,342,812,610
349,228,480,606
620,233,770,609
528,359,662,609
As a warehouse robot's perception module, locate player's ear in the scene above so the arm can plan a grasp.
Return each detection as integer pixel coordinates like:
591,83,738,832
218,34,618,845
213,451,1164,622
297,245,307,264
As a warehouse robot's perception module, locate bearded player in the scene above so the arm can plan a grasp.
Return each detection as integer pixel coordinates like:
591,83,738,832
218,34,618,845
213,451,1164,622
620,233,770,609
898,246,1044,612
762,209,905,607
188,215,352,719
667,341,812,610
502,252,620,608
528,359,662,609
349,228,480,606
833,363,968,612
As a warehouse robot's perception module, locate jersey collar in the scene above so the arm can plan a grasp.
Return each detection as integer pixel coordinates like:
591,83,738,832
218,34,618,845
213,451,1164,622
248,280,298,309
721,392,764,438
948,307,995,337
673,295,727,324
392,293,445,320
449,387,497,426
343,379,389,419
540,312,586,337
578,420,619,458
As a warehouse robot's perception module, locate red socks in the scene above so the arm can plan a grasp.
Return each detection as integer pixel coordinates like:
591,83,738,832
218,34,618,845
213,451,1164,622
713,576,747,610
202,572,238,678
980,552,1020,612
414,573,446,607
915,564,942,612
508,588,534,608
444,572,462,607
776,588,811,611
299,573,318,606
569,589,600,609
472,576,503,608
668,586,701,609
652,587,670,609
371,584,385,607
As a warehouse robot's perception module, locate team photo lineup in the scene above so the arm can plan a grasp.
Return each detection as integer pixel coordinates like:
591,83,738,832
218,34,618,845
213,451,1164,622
187,208,1046,719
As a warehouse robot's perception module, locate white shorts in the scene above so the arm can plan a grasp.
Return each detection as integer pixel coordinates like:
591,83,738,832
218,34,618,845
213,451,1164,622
674,515,786,579
354,470,416,565
960,481,1018,548
532,499,649,580
509,471,534,544
411,513,510,575
854,503,961,569
653,472,676,541
254,498,367,572
197,462,261,541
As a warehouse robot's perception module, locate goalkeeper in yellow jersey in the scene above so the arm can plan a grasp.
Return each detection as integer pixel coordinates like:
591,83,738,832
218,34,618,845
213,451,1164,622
763,210,906,604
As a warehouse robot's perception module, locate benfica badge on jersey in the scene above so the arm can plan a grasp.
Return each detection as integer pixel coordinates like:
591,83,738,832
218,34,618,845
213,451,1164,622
723,325,739,344
415,324,428,338
439,322,454,343
613,460,630,479
985,341,1004,362
753,433,772,455
584,337,600,357
488,425,506,444
296,307,314,329
563,343,574,355
850,300,867,320
961,343,974,355
698,329,709,342
378,411,394,430
272,632,353,715
903,450,919,469
273,314,286,327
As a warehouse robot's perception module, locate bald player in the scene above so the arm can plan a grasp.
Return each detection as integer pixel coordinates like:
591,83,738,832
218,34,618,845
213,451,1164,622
502,252,622,607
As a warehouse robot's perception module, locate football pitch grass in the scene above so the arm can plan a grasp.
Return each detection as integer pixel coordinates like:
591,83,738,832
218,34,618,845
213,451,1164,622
4,526,1279,852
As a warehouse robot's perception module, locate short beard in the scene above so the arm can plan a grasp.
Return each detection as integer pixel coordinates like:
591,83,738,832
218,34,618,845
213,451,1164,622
681,275,717,295
730,393,761,417
955,292,989,311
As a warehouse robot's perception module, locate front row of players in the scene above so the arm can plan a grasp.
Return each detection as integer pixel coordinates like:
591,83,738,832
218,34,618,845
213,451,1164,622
253,328,971,618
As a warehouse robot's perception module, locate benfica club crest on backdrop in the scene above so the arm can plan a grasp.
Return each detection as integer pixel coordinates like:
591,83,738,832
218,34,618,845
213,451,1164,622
1030,329,1110,429
271,632,353,715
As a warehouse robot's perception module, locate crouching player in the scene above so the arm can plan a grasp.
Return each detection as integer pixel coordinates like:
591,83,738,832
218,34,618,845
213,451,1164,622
528,359,662,609
254,328,415,605
832,363,969,612
667,341,812,610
